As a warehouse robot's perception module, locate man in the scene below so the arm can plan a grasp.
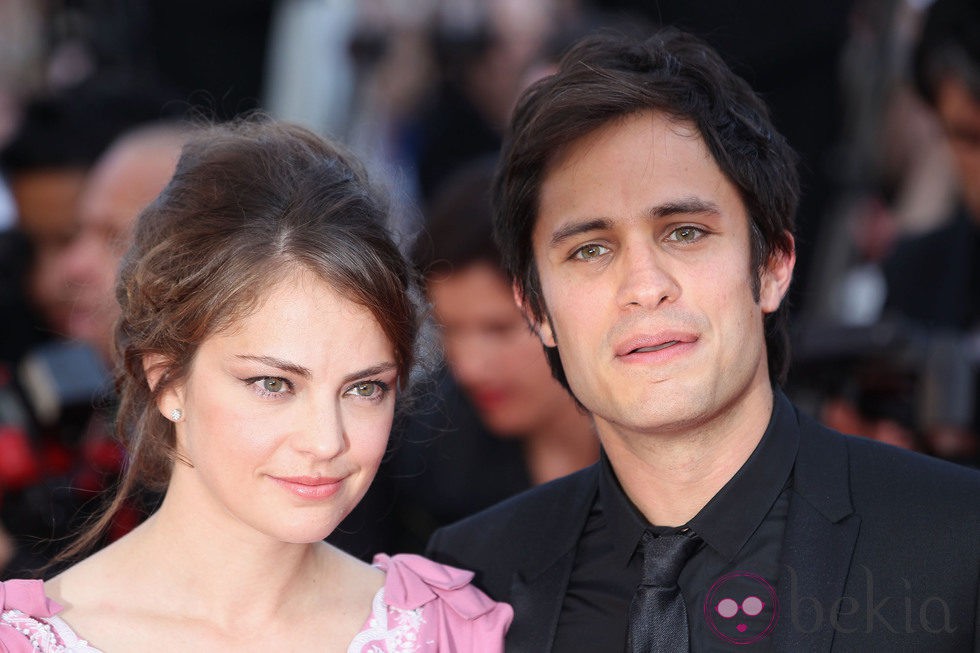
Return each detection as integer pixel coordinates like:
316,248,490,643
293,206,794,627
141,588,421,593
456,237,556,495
427,29,980,651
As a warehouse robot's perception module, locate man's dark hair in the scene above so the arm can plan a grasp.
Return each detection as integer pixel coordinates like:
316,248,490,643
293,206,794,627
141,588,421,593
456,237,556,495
492,28,799,386
912,0,980,107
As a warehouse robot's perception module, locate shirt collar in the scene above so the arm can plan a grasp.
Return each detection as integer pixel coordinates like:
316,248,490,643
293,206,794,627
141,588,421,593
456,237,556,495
598,388,799,566
598,448,650,567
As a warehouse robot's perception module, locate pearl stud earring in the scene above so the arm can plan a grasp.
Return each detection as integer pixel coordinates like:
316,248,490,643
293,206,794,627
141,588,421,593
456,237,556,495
170,408,183,422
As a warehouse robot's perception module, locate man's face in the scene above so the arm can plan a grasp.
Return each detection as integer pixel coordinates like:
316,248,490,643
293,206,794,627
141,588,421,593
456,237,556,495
530,111,792,441
428,261,572,436
10,168,86,334
935,76,980,221
62,141,178,361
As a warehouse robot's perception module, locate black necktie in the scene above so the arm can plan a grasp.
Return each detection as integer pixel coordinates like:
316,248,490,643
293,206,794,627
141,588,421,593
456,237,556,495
626,529,702,652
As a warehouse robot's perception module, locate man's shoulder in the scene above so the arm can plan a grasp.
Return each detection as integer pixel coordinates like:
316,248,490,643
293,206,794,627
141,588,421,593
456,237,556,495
845,429,980,499
432,464,596,544
426,464,598,594
797,408,980,516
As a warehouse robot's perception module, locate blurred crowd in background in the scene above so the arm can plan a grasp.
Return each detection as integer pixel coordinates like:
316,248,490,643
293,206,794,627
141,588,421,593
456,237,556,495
0,0,977,576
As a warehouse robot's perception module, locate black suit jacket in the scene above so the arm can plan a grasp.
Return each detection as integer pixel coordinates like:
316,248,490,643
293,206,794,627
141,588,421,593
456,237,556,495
428,402,980,651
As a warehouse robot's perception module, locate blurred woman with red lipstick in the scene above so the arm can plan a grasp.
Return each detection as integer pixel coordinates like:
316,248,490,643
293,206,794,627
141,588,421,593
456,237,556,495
0,120,511,652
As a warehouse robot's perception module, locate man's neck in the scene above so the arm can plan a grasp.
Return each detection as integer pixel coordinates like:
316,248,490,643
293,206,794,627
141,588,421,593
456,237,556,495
598,383,775,527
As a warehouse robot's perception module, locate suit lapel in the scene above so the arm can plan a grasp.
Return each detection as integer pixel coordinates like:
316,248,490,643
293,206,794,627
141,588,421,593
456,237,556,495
504,465,598,653
506,547,579,653
773,410,860,652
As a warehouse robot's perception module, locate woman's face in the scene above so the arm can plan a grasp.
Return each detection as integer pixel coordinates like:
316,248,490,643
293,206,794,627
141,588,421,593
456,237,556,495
160,266,398,544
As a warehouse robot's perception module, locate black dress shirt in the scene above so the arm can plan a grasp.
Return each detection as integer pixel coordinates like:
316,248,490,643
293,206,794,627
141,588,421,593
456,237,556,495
553,391,799,652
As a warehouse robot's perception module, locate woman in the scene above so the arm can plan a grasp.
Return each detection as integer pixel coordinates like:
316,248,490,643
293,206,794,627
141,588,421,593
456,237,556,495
0,120,511,651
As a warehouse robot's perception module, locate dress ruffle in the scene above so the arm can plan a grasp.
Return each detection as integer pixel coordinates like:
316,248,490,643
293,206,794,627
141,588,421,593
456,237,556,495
0,580,64,653
367,554,512,652
374,553,502,620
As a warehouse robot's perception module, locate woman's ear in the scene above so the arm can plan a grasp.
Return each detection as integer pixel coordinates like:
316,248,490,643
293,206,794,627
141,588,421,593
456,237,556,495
143,354,167,391
143,354,184,422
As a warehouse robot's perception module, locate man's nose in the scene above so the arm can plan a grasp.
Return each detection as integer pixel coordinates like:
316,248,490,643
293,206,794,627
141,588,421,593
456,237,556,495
615,242,681,310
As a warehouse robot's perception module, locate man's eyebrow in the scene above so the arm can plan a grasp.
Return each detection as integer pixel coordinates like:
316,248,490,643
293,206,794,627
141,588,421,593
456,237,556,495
236,355,312,379
547,198,722,249
548,218,612,248
650,197,721,218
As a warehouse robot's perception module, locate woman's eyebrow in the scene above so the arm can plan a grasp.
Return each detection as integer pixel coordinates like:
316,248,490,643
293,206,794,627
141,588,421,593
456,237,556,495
235,354,311,379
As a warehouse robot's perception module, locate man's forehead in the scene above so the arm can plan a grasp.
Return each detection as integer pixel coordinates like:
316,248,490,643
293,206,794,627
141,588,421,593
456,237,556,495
541,112,702,175
531,112,707,208
530,112,726,238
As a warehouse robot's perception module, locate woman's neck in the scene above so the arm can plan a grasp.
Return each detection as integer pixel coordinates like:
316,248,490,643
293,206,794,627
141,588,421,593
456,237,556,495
122,485,330,628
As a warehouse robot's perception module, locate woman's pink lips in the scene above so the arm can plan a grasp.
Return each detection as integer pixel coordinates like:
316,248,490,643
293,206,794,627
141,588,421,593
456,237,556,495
271,475,344,500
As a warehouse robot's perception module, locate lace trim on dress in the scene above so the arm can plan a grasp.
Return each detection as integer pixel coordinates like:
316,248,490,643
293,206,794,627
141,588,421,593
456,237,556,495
1,609,95,653
346,587,428,653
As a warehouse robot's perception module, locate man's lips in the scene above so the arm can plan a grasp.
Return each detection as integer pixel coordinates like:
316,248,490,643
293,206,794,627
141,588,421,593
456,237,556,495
633,341,678,353
271,475,345,500
614,332,698,358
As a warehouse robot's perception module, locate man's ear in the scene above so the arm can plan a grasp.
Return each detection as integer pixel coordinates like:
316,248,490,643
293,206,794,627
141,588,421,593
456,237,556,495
513,283,557,348
759,233,796,314
143,354,184,421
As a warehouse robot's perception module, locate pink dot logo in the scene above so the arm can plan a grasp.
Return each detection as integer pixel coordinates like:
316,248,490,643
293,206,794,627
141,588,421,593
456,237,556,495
703,571,778,644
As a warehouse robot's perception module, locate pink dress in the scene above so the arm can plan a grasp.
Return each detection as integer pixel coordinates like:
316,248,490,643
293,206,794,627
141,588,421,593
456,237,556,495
0,554,511,652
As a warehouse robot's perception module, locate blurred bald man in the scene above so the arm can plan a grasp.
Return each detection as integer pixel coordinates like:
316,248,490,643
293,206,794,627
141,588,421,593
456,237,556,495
62,124,191,362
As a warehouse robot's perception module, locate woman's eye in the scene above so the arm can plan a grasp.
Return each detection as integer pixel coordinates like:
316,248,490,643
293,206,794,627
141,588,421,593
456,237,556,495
345,381,389,399
668,226,705,242
353,382,375,397
246,376,291,396
573,243,609,260
262,377,286,393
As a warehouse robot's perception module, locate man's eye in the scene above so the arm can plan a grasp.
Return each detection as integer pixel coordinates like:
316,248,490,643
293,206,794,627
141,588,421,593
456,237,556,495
667,226,705,242
573,243,609,260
